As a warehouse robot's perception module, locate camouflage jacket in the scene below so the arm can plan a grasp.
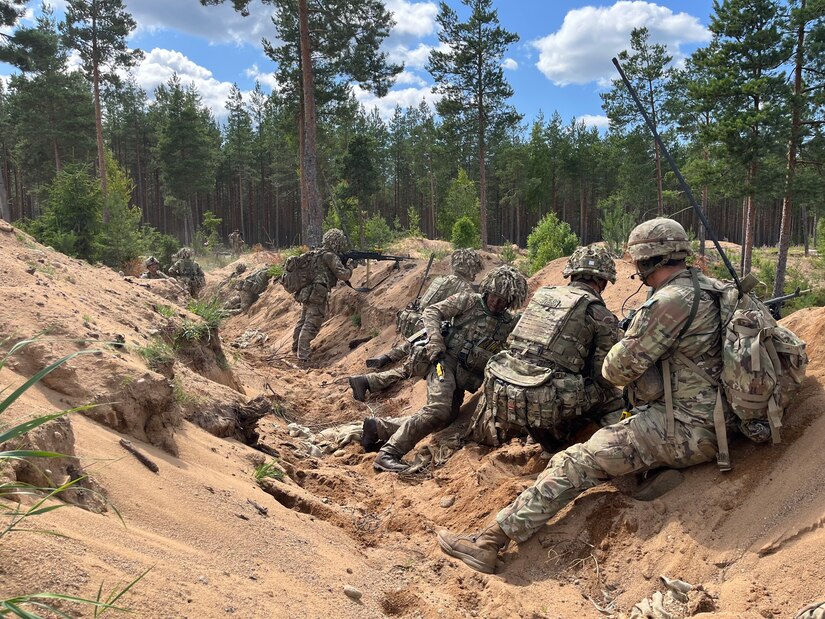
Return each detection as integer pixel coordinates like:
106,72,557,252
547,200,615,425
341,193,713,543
168,258,205,282
140,270,168,280
422,292,518,376
603,269,723,427
314,249,352,290
419,274,473,308
237,267,271,294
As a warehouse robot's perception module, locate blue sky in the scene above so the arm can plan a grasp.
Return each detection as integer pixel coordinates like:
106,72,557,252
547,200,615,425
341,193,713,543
2,0,716,130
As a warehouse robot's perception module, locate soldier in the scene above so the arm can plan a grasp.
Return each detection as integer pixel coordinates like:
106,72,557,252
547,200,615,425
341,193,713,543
292,228,352,363
140,256,167,280
348,248,484,401
236,266,272,312
470,245,623,451
229,229,243,257
168,247,206,297
373,265,528,473
436,218,728,574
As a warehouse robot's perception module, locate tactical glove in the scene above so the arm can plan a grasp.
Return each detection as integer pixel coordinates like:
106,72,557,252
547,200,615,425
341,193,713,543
425,340,445,362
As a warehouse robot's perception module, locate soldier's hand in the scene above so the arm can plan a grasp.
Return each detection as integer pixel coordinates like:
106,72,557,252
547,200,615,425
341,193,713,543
425,341,444,362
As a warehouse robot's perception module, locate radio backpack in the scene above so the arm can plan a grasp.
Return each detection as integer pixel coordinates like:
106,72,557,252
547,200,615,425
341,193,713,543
280,249,320,294
665,271,808,470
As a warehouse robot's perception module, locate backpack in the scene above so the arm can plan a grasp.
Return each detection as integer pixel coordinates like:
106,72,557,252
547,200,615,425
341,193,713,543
280,249,320,294
666,271,808,471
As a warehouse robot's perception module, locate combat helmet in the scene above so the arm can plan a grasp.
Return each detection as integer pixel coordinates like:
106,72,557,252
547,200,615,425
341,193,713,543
451,248,483,279
144,256,160,268
480,265,529,308
322,228,348,253
627,218,692,262
563,245,616,284
175,247,194,260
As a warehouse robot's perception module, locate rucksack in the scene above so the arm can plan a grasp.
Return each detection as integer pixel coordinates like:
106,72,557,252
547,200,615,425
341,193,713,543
280,249,320,294
666,270,808,470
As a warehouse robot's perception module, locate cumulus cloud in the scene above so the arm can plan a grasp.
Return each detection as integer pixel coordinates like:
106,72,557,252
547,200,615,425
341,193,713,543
502,57,518,71
352,84,440,121
244,64,281,91
385,0,437,39
576,114,611,129
132,48,237,119
394,70,427,87
532,1,710,86
125,0,276,46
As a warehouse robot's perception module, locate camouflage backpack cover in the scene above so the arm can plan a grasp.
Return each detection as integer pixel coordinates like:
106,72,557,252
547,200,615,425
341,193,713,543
664,271,808,470
479,285,603,439
396,275,473,337
280,249,320,295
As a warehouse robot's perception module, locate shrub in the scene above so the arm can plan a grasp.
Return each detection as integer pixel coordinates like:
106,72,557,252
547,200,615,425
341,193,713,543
364,214,394,250
500,242,518,264
187,297,229,330
526,213,579,274
597,194,636,257
451,216,480,249
438,169,479,238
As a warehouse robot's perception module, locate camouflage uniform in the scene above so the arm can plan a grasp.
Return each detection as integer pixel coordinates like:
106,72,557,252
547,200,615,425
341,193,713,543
229,230,243,257
495,221,723,543
374,266,528,472
168,248,206,297
366,250,483,392
140,256,167,280
796,603,825,619
475,246,622,449
226,266,272,313
292,229,352,361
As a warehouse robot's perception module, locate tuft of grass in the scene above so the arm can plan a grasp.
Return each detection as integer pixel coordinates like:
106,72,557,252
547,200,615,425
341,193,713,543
350,313,362,328
135,339,175,370
430,248,450,261
266,263,284,279
282,245,305,259
175,319,210,344
254,460,285,483
155,304,176,319
186,297,228,330
82,314,93,323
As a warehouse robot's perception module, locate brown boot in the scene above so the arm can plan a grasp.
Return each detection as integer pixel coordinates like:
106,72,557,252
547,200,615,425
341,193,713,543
437,523,510,574
348,375,370,402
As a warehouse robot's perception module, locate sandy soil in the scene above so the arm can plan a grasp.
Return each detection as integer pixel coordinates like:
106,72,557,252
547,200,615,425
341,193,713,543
2,223,824,619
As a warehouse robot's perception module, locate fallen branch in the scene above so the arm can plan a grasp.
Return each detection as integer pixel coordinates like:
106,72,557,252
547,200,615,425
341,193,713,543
247,498,269,517
118,439,159,473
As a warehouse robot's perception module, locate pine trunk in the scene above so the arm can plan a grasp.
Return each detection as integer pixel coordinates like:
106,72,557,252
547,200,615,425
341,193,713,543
298,0,322,247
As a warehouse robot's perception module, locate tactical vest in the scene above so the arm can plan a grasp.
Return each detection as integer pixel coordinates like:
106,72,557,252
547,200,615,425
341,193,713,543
506,285,600,373
445,296,514,377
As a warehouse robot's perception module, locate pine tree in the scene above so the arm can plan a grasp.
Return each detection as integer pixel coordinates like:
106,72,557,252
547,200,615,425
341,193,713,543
427,0,521,248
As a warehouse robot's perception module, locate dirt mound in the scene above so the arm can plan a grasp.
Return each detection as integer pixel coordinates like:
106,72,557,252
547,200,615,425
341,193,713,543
3,228,825,619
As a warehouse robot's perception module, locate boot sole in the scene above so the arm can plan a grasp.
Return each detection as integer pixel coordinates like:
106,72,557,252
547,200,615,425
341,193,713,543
437,532,495,574
373,461,409,473
633,469,684,501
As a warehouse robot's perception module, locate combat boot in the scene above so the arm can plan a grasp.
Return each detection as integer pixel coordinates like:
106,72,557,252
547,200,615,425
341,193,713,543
437,523,510,574
633,468,684,501
373,447,409,473
365,354,392,370
361,417,382,453
348,375,370,402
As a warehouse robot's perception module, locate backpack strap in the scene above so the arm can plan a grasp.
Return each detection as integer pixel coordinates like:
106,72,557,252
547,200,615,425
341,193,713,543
662,269,702,442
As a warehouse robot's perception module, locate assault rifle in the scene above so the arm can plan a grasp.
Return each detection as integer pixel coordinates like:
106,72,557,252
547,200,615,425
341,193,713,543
763,287,809,320
408,252,436,311
341,250,412,266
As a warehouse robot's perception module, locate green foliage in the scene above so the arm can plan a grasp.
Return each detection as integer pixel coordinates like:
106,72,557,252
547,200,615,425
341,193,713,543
155,305,176,319
407,207,423,238
138,226,180,269
438,169,479,238
99,151,143,268
526,212,579,274
817,218,825,257
175,319,210,344
364,214,393,249
266,263,284,279
186,296,227,330
451,216,481,249
135,338,174,370
500,242,517,264
597,194,637,257
350,313,362,328
254,460,284,483
199,210,222,252
27,164,102,261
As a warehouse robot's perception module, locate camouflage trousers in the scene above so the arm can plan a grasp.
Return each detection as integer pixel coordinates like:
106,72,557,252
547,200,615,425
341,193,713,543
796,602,825,619
371,415,410,442
292,299,328,360
366,341,412,392
496,404,718,543
382,357,465,457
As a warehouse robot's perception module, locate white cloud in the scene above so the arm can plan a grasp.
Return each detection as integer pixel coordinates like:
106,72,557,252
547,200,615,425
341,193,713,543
132,48,237,119
387,42,433,70
352,84,440,121
394,70,427,87
124,0,276,46
385,0,437,39
576,114,611,129
502,57,518,71
532,1,710,86
244,64,280,91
